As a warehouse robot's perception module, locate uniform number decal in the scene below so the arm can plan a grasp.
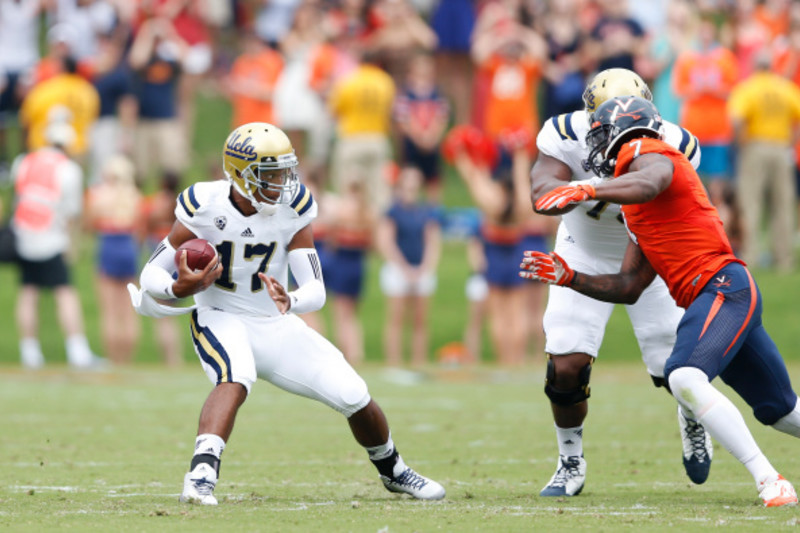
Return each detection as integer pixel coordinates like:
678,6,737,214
215,240,277,292
629,139,642,158
586,201,608,219
586,201,624,224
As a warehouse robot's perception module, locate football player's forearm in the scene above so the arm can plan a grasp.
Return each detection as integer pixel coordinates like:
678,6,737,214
287,248,325,313
594,175,660,205
570,271,642,305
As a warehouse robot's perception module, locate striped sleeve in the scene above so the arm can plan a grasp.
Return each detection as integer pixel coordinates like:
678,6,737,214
550,112,578,141
177,185,201,218
678,127,699,165
290,184,315,216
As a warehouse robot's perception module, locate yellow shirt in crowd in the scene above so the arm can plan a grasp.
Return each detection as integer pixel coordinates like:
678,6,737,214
20,73,100,156
329,64,396,137
728,71,800,145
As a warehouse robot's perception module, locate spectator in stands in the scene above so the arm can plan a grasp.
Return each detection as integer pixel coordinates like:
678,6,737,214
587,0,646,73
645,0,692,125
364,0,438,83
376,166,442,367
325,179,377,365
86,154,143,364
462,211,488,364
275,0,328,177
254,0,301,48
728,50,800,272
328,48,396,213
48,0,117,63
471,15,546,150
773,20,800,235
31,22,93,84
128,16,188,186
449,127,531,366
88,28,137,184
673,12,738,213
541,0,587,118
11,120,102,369
0,0,43,172
226,30,283,128
393,52,450,203
430,0,475,125
155,0,214,143
19,52,100,161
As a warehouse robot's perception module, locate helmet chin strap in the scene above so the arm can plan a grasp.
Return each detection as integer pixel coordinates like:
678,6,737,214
254,188,278,215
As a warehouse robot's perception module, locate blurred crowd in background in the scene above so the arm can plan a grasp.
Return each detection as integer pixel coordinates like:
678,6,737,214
2,0,800,369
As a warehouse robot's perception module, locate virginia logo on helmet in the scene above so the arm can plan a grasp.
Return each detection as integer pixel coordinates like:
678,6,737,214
584,96,663,177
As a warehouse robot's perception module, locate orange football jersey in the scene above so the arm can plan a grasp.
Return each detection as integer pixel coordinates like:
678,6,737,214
614,137,743,308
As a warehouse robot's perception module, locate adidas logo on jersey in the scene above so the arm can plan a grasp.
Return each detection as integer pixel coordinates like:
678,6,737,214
241,227,254,237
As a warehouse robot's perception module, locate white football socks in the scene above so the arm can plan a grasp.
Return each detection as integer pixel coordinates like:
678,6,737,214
194,434,226,461
772,398,800,438
365,433,395,461
555,425,584,458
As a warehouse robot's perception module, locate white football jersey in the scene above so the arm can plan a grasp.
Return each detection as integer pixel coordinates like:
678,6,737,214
175,180,317,316
536,110,700,259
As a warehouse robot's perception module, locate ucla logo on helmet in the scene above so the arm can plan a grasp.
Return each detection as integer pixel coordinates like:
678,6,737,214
225,132,257,161
585,90,596,111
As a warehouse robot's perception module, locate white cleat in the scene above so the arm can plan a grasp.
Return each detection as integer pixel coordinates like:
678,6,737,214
540,455,586,497
180,463,218,505
759,475,798,508
381,457,445,500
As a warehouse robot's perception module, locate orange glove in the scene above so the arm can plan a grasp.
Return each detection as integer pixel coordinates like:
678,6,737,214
535,183,596,213
519,251,576,286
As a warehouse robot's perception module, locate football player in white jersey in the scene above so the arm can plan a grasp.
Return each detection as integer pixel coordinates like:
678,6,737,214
129,123,445,505
528,69,712,496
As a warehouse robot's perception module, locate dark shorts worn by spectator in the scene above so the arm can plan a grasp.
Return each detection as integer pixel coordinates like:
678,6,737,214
19,253,70,287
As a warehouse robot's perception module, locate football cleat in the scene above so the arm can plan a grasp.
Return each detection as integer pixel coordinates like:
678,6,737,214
180,463,218,505
678,406,713,484
540,455,586,497
381,462,445,500
759,475,798,508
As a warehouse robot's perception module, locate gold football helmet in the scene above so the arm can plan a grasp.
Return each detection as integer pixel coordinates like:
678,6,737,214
222,122,299,213
582,68,653,114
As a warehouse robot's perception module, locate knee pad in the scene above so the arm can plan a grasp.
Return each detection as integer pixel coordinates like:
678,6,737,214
544,355,592,406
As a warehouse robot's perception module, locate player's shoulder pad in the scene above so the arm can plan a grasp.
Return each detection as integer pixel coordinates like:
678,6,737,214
176,183,203,218
289,183,315,217
176,181,221,219
662,120,699,163
545,111,581,142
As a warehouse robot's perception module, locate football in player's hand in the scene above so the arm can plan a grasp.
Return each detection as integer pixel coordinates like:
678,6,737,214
175,239,217,271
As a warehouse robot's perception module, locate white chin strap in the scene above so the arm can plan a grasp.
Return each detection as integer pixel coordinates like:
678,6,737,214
230,178,277,215
254,189,278,215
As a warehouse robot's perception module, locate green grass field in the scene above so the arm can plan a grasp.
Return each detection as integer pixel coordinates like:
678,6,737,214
2,362,800,532
2,94,800,531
